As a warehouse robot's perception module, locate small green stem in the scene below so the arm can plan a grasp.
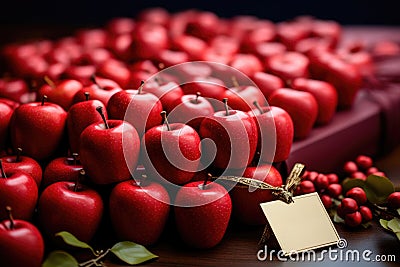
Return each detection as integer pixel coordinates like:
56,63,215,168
78,249,110,267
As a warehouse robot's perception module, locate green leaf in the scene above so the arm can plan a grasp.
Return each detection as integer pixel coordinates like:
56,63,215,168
110,241,158,265
333,212,344,224
361,222,371,229
387,218,400,233
364,175,395,204
380,219,389,230
342,178,365,194
55,231,95,254
42,251,79,267
397,208,400,216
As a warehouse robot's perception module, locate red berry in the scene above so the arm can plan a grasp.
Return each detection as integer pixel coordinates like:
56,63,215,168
366,167,379,175
355,155,373,170
345,211,362,227
387,192,400,209
299,180,316,194
302,170,310,180
351,171,366,180
320,194,332,209
307,171,318,183
343,161,358,174
372,171,386,177
314,174,329,190
341,198,359,214
336,203,345,218
327,183,342,198
359,206,373,222
327,173,339,184
346,187,367,205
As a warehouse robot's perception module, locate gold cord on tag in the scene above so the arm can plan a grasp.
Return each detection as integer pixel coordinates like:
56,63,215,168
212,163,306,246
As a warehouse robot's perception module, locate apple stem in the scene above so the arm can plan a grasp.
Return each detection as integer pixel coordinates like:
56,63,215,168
223,98,230,116
0,159,6,178
72,153,79,165
202,173,212,190
231,76,239,88
41,95,48,106
84,92,90,101
15,147,22,162
5,206,14,230
44,75,56,88
253,101,264,114
96,106,109,129
195,92,201,104
137,80,145,95
90,74,103,90
74,169,85,192
160,111,171,131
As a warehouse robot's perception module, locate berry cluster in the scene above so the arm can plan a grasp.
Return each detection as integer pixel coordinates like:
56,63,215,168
343,155,385,180
295,170,342,209
337,187,373,227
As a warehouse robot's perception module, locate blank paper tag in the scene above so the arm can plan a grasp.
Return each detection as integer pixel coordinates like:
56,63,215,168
260,192,340,256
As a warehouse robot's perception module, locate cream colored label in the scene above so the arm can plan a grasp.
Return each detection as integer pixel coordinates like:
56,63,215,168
260,192,340,256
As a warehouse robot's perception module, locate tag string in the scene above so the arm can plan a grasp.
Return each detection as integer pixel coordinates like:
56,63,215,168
213,163,305,204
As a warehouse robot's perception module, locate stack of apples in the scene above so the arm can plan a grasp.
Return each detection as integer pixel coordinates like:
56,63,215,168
0,8,372,265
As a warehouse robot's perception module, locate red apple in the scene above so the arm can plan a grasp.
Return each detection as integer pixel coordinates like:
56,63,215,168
199,99,258,169
1,148,42,187
174,180,232,248
38,78,83,110
181,76,227,111
172,35,208,60
251,72,284,99
37,180,103,242
10,97,67,160
64,64,97,86
72,75,122,106
0,102,13,150
107,82,163,136
142,112,201,185
168,93,214,131
109,179,170,245
230,164,282,225
223,82,266,112
80,109,140,184
42,154,83,188
67,92,107,153
0,206,44,267
276,21,310,50
143,80,184,113
185,11,219,41
248,103,294,162
308,50,362,108
76,28,107,49
229,54,263,78
0,160,38,221
97,59,131,88
268,88,318,139
0,78,29,103
266,52,309,83
138,7,170,26
291,78,338,125
131,22,169,60
106,17,135,36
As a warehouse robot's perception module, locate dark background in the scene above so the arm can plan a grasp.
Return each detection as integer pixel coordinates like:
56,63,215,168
1,0,400,26
0,0,398,45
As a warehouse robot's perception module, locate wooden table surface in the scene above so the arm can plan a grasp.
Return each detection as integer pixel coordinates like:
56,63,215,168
99,146,400,267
